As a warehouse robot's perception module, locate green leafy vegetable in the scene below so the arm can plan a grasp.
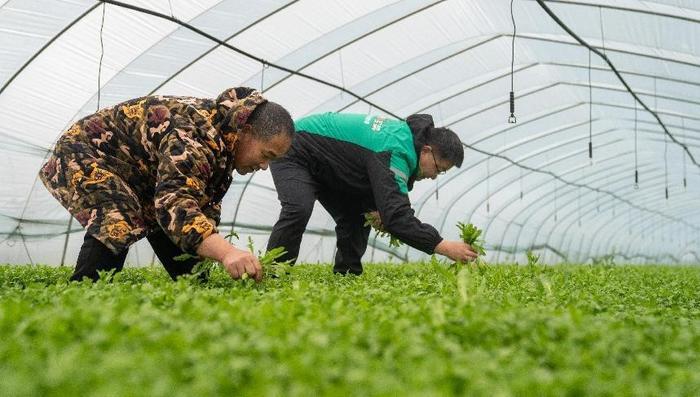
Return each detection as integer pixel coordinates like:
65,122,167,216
364,212,402,249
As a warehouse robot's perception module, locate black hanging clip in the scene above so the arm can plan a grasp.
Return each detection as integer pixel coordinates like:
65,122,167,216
508,91,516,123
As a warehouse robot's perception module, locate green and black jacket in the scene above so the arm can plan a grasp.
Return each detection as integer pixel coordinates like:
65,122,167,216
291,112,442,254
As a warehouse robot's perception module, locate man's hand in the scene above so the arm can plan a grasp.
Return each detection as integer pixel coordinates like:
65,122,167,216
197,233,263,282
221,248,263,282
434,240,478,262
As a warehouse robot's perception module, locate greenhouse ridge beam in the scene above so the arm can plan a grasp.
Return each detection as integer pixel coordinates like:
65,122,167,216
536,0,698,168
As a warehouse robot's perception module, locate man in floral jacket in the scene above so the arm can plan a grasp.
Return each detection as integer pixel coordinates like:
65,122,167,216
39,87,293,282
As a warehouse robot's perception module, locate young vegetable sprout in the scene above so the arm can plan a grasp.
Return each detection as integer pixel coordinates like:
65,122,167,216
175,232,292,281
246,237,293,280
526,250,540,266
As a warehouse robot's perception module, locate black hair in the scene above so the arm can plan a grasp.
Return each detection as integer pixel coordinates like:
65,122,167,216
427,127,464,168
246,101,294,140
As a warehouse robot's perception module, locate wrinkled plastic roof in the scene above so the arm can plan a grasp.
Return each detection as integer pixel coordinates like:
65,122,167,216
1,0,698,265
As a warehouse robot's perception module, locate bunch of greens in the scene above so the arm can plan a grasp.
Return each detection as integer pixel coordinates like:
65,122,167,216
456,222,486,267
245,236,293,279
364,212,402,249
457,222,486,256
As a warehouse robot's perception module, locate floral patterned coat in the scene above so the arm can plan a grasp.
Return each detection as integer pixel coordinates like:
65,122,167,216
39,87,265,254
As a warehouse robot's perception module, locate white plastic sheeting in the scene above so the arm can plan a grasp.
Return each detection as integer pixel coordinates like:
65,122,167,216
0,0,698,265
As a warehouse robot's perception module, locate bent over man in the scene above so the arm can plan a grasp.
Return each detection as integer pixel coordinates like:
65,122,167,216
40,87,293,282
266,112,477,275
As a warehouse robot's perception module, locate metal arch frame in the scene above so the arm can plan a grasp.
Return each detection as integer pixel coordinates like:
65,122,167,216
489,155,627,262
543,172,669,262
6,9,700,136
20,28,699,149
498,158,653,262
595,198,700,262
540,165,673,260
12,16,698,158
488,158,654,263
406,80,700,226
433,125,625,232
510,122,698,248
406,140,661,263
427,135,694,264
411,97,700,220
606,203,700,264
543,165,699,259
583,199,700,264
409,135,694,264
421,80,700,128
524,165,695,263
536,0,700,166
566,183,698,262
481,141,637,263
515,169,667,263
411,92,699,232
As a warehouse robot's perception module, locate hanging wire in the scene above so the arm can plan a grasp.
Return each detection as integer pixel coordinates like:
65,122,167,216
681,117,687,190
57,0,108,267
167,0,174,18
519,166,524,200
96,3,106,110
588,49,593,162
508,0,517,123
634,100,639,189
656,77,669,200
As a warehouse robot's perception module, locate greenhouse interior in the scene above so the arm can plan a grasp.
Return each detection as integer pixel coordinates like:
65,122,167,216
2,0,698,267
2,1,700,395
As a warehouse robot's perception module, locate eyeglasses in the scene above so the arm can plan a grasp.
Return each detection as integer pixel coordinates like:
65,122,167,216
430,147,447,175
